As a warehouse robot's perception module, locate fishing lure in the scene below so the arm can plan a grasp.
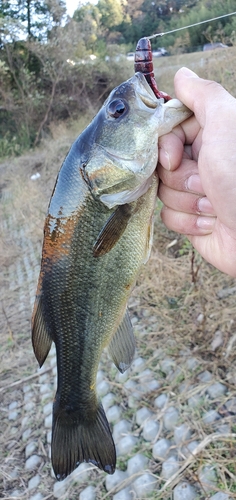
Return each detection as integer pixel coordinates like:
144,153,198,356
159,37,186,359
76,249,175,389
134,37,172,102
134,11,236,100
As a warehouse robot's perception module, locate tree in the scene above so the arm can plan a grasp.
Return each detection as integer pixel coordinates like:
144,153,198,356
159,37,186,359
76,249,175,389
73,2,100,52
97,0,124,31
0,0,66,40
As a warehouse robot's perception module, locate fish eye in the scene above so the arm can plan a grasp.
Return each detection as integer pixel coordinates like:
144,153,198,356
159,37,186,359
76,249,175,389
107,99,127,119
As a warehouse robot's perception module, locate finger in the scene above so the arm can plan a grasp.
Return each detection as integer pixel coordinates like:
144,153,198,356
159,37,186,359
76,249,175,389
158,115,202,171
158,131,184,171
160,206,216,236
158,184,215,216
158,158,205,194
174,68,235,131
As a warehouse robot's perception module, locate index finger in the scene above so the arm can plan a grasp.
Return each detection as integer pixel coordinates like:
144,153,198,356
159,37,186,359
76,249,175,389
158,114,200,171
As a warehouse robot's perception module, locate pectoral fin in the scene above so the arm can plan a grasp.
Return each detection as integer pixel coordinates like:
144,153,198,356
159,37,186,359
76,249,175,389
32,295,52,367
108,309,135,373
93,204,133,257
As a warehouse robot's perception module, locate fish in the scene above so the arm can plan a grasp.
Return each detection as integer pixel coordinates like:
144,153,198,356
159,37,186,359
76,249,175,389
31,72,192,481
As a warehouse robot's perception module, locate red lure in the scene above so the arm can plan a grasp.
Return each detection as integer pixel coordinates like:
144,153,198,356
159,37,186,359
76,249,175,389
134,37,172,102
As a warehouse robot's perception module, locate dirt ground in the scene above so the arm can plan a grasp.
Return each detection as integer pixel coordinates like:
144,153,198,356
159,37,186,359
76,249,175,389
1,49,236,499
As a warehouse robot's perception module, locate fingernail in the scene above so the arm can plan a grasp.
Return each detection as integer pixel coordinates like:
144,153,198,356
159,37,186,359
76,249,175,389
186,174,203,193
196,216,215,230
179,67,198,78
164,150,171,170
197,197,213,214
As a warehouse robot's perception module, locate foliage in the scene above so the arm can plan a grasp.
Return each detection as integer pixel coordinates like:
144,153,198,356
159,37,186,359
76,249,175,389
1,0,236,156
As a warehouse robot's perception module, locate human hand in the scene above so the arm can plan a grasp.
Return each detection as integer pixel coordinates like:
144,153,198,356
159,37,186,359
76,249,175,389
157,67,236,277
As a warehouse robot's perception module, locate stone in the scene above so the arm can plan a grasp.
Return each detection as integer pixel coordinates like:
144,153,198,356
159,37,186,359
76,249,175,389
105,469,128,492
9,410,18,420
207,382,227,399
143,419,160,441
152,438,172,460
97,380,110,397
161,456,179,479
124,379,137,391
28,474,40,490
116,435,138,456
102,392,115,412
39,373,49,383
30,494,44,500
186,357,199,370
113,420,132,444
40,384,51,395
211,330,224,351
24,402,35,412
23,385,31,393
163,407,179,430
202,410,221,424
107,405,122,423
225,397,236,413
79,485,96,500
130,357,146,373
22,428,32,441
197,370,212,383
9,401,18,410
133,473,157,497
116,370,129,383
216,424,231,434
70,462,90,483
9,490,22,498
127,453,149,477
154,394,168,409
9,469,19,479
144,379,160,392
210,493,231,500
187,394,203,408
47,431,52,444
24,392,34,403
174,424,192,445
173,481,199,499
53,478,68,498
136,407,154,426
25,455,41,470
181,440,200,458
43,402,52,416
25,441,37,458
96,370,104,383
113,487,133,500
160,358,176,374
21,416,29,428
198,465,217,492
44,414,52,428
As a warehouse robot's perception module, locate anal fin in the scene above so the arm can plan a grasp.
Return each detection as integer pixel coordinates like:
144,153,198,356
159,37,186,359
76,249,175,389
93,204,133,257
108,309,135,373
32,295,52,367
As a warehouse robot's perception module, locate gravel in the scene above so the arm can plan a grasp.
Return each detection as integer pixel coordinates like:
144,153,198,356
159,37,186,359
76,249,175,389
2,153,235,500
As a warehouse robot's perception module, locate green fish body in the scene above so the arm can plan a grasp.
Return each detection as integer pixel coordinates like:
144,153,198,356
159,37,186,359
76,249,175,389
32,72,192,480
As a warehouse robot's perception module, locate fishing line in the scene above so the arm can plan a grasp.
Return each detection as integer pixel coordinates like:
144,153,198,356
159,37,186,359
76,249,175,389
148,11,236,39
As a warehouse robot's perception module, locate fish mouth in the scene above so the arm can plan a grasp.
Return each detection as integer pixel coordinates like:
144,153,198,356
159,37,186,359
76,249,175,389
134,72,159,109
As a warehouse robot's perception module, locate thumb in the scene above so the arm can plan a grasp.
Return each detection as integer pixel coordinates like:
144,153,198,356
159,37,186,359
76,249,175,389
174,67,233,128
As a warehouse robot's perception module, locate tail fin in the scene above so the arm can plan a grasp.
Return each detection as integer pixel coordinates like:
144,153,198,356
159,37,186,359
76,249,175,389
51,402,116,480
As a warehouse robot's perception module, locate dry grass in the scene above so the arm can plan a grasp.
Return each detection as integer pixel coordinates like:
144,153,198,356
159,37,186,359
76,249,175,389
1,50,236,498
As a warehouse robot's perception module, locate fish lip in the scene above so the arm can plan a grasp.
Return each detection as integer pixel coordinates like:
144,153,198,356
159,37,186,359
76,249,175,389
134,72,159,108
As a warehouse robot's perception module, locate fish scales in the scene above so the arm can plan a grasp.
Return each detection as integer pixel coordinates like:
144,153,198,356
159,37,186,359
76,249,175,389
32,72,192,480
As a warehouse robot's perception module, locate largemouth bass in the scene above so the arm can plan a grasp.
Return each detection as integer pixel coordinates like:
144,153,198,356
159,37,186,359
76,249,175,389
32,72,191,480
